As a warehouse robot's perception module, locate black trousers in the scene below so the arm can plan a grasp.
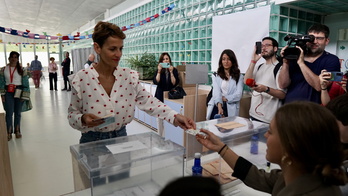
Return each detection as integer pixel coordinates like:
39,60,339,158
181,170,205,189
49,72,57,90
63,73,71,90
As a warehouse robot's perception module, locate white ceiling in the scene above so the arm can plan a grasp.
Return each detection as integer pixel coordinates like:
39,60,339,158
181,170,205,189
0,0,125,36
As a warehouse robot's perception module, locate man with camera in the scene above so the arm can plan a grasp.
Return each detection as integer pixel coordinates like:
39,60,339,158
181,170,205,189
244,37,286,123
278,24,340,104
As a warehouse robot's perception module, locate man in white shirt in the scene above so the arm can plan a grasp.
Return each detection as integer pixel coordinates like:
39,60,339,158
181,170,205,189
84,54,95,69
244,37,286,123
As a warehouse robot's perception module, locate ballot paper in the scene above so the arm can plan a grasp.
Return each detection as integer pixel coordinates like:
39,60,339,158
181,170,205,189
202,159,237,184
215,121,245,130
93,114,116,128
106,140,147,154
186,129,207,139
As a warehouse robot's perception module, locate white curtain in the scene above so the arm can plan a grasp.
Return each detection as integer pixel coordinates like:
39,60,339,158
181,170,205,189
71,47,96,73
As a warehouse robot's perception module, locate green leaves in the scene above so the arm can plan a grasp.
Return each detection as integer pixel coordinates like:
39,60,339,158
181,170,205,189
126,52,157,79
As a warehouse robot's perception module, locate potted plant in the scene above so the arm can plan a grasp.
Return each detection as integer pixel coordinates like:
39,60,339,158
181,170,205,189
126,52,157,80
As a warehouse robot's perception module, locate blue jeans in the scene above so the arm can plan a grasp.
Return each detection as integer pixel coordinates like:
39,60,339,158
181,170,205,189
79,126,127,144
4,90,23,133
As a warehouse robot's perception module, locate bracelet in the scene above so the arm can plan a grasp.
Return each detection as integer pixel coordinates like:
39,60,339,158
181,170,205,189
321,88,327,90
157,72,161,74
218,144,227,154
251,60,257,64
221,146,228,157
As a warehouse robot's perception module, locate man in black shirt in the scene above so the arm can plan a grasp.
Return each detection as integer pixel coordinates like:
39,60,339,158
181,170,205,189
61,52,71,91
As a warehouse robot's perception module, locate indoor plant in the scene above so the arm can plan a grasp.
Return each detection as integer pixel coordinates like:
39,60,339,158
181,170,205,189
126,52,157,80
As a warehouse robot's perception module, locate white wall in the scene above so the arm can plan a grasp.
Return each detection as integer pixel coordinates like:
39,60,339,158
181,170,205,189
75,0,151,34
107,0,151,20
212,5,271,73
325,13,348,72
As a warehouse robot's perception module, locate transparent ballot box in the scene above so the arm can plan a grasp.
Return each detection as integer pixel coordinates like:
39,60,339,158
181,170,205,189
185,116,269,185
70,132,185,196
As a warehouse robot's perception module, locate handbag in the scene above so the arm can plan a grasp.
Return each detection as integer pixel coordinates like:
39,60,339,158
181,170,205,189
21,99,33,112
209,101,228,119
168,86,186,99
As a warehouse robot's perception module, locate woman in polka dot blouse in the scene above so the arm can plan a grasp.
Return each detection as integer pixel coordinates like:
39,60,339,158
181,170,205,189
68,21,196,143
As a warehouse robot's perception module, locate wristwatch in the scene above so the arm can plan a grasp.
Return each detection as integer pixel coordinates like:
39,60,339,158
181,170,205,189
264,86,270,93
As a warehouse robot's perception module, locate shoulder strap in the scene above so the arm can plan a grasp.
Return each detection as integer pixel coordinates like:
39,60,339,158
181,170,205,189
257,63,264,71
273,62,282,78
256,62,282,79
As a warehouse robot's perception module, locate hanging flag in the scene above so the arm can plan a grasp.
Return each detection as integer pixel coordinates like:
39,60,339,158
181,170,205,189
0,4,175,41
11,29,18,35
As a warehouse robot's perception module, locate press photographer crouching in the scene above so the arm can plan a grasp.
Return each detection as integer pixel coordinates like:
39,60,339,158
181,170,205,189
278,24,341,104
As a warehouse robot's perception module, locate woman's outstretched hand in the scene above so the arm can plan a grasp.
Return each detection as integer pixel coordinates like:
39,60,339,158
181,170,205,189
195,129,225,152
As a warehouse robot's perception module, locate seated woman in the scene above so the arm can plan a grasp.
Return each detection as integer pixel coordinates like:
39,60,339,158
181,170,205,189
206,49,244,119
196,101,347,195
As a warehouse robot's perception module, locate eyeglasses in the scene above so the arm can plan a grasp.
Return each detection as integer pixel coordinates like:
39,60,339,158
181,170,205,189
314,36,326,41
261,44,273,48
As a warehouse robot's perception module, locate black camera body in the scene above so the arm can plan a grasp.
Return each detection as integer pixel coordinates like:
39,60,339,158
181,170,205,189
283,34,315,60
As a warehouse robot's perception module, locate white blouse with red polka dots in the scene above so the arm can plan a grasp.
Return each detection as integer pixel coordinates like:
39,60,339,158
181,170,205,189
68,66,177,133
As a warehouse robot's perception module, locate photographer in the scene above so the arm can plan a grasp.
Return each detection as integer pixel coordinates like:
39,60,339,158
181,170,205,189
278,24,340,104
153,52,179,137
244,37,286,123
319,70,347,105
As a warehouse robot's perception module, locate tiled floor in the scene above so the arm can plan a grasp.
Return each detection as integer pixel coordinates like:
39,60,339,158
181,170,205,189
7,77,153,196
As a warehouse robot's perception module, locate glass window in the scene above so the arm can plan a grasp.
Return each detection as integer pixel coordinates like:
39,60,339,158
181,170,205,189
200,2,207,13
192,17,199,27
199,15,206,26
199,39,206,50
216,0,224,11
207,0,215,12
225,0,233,8
193,5,199,16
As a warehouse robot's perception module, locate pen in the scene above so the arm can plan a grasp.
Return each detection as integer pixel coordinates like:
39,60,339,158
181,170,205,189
266,161,271,171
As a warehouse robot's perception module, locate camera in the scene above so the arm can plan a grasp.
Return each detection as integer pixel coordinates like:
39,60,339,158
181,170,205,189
160,62,170,68
283,34,315,60
328,72,343,82
255,41,261,55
